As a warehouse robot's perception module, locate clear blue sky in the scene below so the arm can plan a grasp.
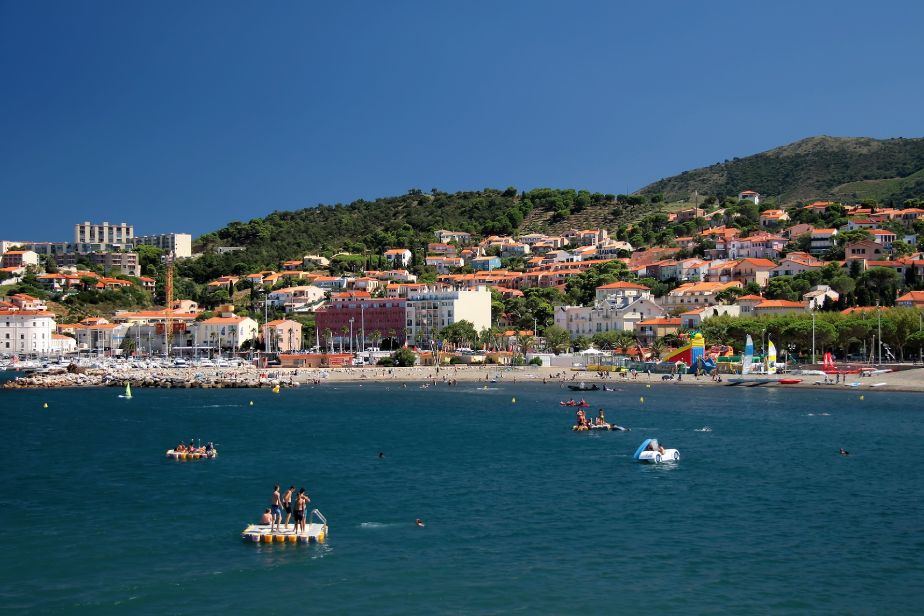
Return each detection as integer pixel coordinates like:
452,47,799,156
2,0,923,240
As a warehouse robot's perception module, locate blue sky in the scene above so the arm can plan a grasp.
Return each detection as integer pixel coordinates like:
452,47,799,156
2,0,923,240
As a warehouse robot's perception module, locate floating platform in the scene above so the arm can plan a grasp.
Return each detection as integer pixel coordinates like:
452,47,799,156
165,449,217,460
242,509,328,544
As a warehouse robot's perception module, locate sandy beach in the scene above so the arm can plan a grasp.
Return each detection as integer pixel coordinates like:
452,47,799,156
282,364,924,394
5,363,924,393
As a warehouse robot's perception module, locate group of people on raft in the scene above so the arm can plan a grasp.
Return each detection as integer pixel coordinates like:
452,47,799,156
174,441,214,456
561,398,589,407
261,484,312,534
572,408,630,432
573,408,610,431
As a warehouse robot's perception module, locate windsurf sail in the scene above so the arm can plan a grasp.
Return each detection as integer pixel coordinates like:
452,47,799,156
125,382,132,399
767,340,777,374
742,335,754,374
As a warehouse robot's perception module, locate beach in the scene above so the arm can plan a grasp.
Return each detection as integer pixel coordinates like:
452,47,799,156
5,363,924,393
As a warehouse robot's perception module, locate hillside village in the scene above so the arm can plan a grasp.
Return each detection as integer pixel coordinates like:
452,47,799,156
4,190,924,366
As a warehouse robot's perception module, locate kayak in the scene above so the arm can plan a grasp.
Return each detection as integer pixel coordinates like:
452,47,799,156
778,379,802,385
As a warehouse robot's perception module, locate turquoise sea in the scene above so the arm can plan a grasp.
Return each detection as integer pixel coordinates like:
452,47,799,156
1,380,923,614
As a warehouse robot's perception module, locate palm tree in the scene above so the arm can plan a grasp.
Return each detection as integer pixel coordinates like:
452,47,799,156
340,325,349,353
650,338,666,361
372,330,382,349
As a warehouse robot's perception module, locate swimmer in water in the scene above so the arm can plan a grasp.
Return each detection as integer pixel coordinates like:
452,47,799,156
415,519,425,528
378,452,385,459
839,448,849,456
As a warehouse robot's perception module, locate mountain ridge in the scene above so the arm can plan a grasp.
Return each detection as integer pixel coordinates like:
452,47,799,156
637,135,924,204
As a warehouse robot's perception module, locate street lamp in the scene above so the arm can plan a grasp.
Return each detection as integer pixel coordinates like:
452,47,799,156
349,318,354,354
811,310,816,365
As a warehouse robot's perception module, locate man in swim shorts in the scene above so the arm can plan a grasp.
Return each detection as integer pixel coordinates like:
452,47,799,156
293,488,310,533
282,485,295,529
270,485,283,532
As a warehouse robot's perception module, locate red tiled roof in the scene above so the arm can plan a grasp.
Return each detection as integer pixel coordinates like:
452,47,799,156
756,300,804,308
596,281,650,291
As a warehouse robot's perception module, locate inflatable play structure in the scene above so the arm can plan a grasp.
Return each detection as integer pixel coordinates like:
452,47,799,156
662,333,735,372
663,332,706,367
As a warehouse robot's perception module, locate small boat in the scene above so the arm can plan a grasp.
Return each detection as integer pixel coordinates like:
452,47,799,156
118,382,132,399
568,383,599,391
633,438,680,463
777,379,802,385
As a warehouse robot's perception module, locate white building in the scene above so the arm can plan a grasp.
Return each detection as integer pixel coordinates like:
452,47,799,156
557,282,665,338
738,190,760,205
74,221,134,246
384,249,412,267
435,230,472,244
302,255,331,268
51,333,77,354
267,285,326,313
1,250,40,269
0,309,57,354
191,310,258,351
131,233,192,258
555,298,667,338
594,281,653,305
405,287,491,345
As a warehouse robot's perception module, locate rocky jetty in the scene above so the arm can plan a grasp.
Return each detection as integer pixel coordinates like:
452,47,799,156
2,365,296,390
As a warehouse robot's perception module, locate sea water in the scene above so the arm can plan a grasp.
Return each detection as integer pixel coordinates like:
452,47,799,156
1,381,923,614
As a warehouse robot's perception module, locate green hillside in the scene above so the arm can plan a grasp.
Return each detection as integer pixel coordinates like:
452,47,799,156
637,136,924,204
181,188,632,283
833,166,924,202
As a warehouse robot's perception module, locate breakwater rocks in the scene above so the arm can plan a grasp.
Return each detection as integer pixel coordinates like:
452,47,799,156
2,367,296,390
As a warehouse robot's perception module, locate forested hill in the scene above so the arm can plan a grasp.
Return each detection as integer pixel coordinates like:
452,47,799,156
637,136,924,204
182,188,652,282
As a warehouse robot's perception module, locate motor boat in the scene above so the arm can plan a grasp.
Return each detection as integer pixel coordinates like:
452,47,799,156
633,438,679,463
568,383,599,391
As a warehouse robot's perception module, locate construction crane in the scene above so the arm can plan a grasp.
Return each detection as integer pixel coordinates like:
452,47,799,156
164,254,174,357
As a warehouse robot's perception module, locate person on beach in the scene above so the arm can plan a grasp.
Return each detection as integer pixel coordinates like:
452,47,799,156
260,508,272,525
270,485,283,532
294,488,311,533
282,485,295,528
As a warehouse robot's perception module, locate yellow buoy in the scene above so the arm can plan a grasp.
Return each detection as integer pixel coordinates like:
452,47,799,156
286,534,297,543
272,385,280,394
249,401,254,406
646,384,651,388
640,396,645,403
511,397,516,404
261,534,273,543
859,395,864,401
43,403,48,408
317,532,325,543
